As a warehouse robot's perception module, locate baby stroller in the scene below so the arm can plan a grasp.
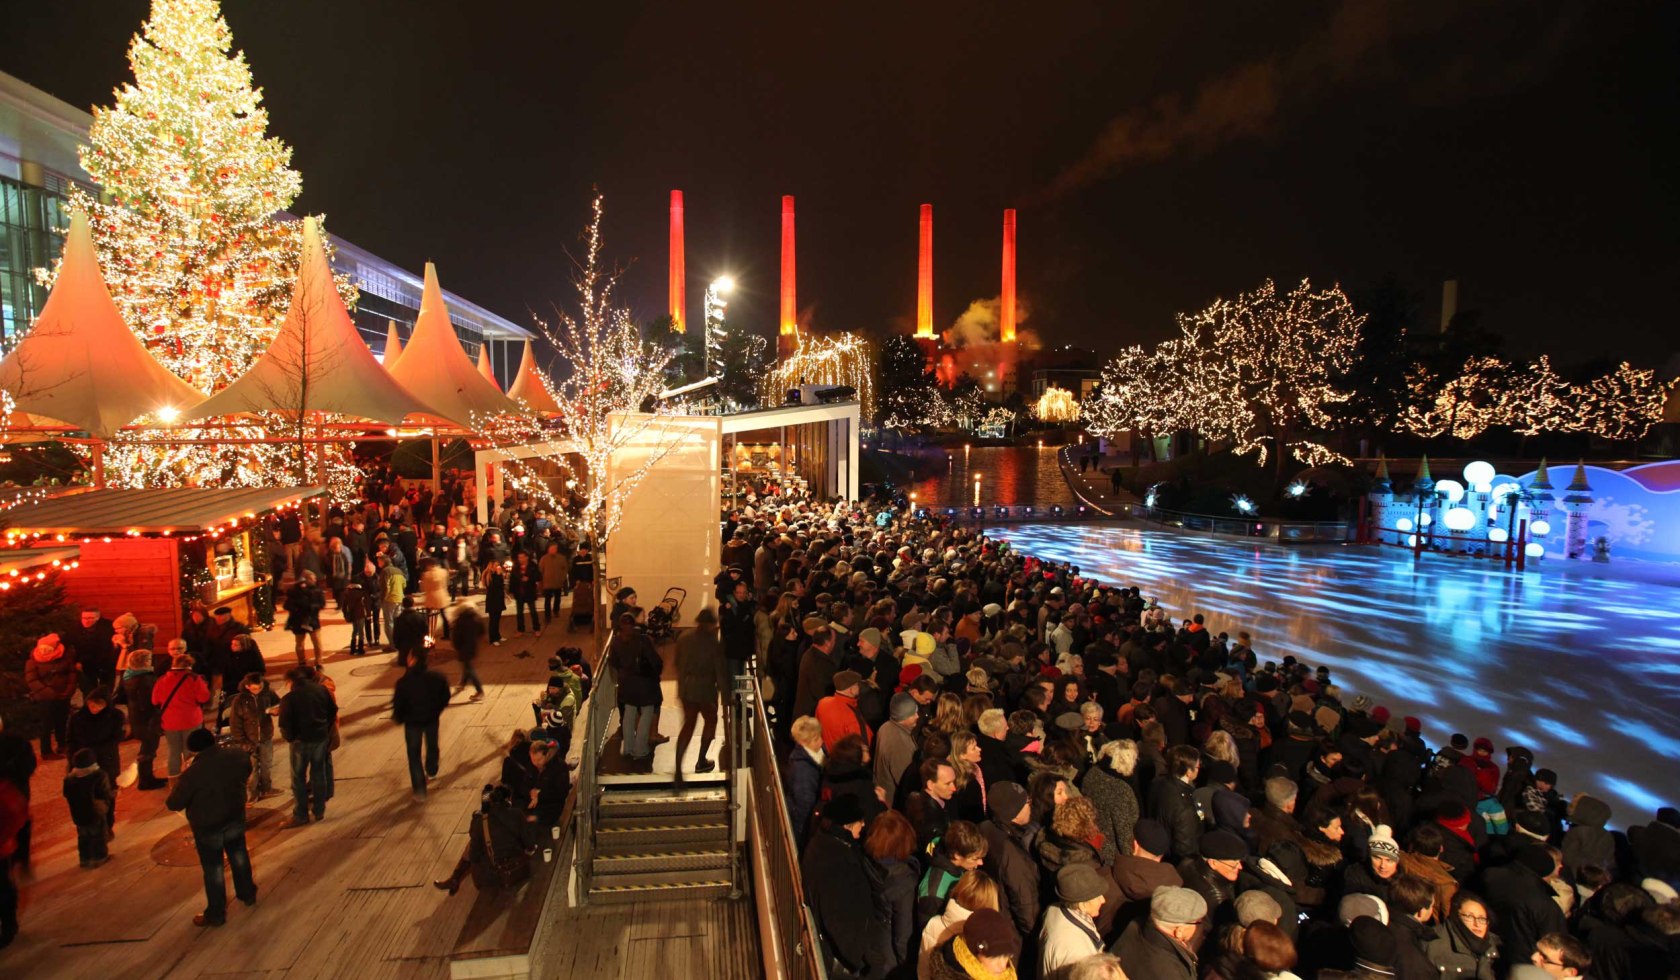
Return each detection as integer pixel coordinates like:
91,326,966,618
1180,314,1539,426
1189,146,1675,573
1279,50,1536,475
568,580,595,632
643,587,686,641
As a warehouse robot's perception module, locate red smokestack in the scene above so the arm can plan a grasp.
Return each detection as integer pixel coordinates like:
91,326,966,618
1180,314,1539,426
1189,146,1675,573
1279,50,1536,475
1000,208,1017,343
669,190,685,333
916,204,934,338
780,195,797,351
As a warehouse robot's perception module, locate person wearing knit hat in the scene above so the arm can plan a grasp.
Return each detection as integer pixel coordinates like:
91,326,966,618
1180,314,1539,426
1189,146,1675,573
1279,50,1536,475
954,907,1020,965
1041,865,1108,977
856,627,883,653
1132,818,1172,858
166,717,257,926
1348,915,1397,968
989,781,1031,825
1343,824,1402,902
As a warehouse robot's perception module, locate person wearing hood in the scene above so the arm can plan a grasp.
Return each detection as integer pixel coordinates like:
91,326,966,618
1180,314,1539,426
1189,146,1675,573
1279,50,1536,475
1562,794,1615,881
24,634,77,759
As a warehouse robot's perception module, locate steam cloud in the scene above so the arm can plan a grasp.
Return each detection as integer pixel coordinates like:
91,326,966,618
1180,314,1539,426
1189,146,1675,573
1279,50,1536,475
1041,0,1575,201
942,296,1038,349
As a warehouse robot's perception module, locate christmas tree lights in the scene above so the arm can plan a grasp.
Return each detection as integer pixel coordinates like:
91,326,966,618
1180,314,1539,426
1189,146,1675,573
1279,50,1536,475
1034,384,1080,422
761,332,876,421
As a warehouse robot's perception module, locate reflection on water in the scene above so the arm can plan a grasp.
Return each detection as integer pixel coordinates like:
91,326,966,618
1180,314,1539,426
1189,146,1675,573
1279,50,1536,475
905,446,1076,509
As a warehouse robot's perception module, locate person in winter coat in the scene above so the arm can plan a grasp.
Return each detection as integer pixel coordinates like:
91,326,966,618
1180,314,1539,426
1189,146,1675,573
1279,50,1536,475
507,551,540,634
1110,818,1184,931
1474,844,1566,965
1080,739,1140,864
166,727,257,926
1251,777,1343,911
816,670,872,753
450,603,486,700
804,794,895,978
1424,891,1501,980
120,650,166,790
1562,794,1615,881
1150,745,1204,861
153,648,211,778
284,572,326,667
1040,864,1108,980
918,870,1000,979
62,749,112,868
226,672,278,801
608,614,663,761
538,542,568,625
24,634,78,759
1111,885,1206,980
392,650,452,800
432,783,538,895
674,607,729,778
980,781,1042,947
876,693,922,803
785,716,826,845
1036,796,1122,936
865,809,921,972
340,579,369,656
420,560,452,639
923,906,1022,980
481,560,507,646
794,627,842,719
65,690,123,830
277,666,338,826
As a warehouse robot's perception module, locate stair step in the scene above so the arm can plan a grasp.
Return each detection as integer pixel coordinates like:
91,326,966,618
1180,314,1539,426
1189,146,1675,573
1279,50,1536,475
588,865,731,888
595,822,729,853
587,879,732,905
598,790,727,818
598,811,725,831
593,849,730,875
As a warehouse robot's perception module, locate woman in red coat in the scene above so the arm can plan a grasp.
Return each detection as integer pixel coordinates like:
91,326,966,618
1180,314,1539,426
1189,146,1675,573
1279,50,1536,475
151,645,211,779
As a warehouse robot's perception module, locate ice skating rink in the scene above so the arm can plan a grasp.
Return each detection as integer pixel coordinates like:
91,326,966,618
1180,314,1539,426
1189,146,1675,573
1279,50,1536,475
997,523,1680,828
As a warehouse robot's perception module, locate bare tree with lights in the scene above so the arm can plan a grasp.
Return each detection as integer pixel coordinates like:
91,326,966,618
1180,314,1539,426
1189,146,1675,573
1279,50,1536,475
478,195,680,622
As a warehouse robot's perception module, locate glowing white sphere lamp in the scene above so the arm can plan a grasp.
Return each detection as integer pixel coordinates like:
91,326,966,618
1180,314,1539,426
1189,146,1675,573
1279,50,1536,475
1525,542,1545,558
1435,479,1465,504
1395,517,1414,533
1464,461,1496,490
1406,534,1418,548
1419,513,1433,527
1530,519,1552,537
1489,527,1509,543
1443,507,1476,532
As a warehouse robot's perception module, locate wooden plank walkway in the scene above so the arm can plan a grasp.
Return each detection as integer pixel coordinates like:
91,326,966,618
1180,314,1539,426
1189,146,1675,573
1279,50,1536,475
532,892,760,980
3,598,574,979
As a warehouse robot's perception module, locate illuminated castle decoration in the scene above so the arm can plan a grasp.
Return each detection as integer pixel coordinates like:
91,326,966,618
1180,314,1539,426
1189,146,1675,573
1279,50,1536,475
1562,462,1595,559
1367,455,1396,544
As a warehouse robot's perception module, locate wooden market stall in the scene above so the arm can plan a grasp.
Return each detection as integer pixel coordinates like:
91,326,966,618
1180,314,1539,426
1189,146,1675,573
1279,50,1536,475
1,487,322,640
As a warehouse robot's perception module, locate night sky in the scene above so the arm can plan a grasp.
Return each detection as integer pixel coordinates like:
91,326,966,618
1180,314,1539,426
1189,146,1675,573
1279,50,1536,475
5,1,1676,368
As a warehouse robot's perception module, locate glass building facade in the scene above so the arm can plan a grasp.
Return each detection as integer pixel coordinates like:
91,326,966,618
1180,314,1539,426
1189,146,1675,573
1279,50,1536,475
0,69,530,381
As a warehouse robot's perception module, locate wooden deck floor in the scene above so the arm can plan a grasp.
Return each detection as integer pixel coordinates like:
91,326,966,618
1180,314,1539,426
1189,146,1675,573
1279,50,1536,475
4,600,577,979
533,892,761,980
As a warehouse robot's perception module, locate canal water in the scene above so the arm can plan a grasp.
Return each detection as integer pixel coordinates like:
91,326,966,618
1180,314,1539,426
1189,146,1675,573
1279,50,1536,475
905,445,1079,511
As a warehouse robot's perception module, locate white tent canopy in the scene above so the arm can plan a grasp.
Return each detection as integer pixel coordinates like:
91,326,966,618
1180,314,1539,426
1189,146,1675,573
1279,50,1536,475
506,338,562,414
387,262,520,425
182,217,443,425
476,344,500,391
0,211,203,440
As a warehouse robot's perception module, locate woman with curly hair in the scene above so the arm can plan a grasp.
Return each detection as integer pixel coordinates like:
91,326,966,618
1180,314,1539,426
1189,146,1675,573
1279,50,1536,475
1079,739,1140,863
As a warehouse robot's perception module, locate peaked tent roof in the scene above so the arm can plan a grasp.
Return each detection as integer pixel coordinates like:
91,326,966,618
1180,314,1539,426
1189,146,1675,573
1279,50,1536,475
506,338,562,414
182,218,443,425
0,211,203,440
476,344,501,391
386,262,520,425
384,320,403,363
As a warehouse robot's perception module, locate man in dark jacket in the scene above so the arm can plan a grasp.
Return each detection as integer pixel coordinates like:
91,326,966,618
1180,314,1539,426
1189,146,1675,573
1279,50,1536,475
1110,819,1184,930
792,627,839,719
719,581,756,682
980,781,1042,947
167,728,257,926
64,609,115,696
1150,745,1204,861
674,607,729,779
277,667,338,827
1110,885,1205,980
390,597,428,668
392,651,452,801
802,795,893,978
1475,844,1567,965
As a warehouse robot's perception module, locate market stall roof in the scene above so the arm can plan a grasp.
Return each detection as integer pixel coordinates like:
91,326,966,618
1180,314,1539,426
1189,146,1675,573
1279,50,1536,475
384,320,404,363
0,545,81,578
181,218,444,426
0,211,204,439
476,344,501,391
0,486,323,536
386,262,521,426
506,338,562,414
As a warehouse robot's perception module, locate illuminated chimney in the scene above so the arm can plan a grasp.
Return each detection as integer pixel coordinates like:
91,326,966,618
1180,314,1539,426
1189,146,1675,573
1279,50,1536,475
1000,208,1017,343
780,195,797,349
669,190,686,332
916,204,934,338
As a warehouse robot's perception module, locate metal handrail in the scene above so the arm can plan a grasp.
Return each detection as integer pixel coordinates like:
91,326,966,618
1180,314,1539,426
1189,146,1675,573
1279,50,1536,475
572,627,616,906
743,676,827,980
1132,504,1355,542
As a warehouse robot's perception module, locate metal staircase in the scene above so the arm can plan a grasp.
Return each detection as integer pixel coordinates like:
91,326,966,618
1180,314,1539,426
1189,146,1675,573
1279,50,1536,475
587,787,733,904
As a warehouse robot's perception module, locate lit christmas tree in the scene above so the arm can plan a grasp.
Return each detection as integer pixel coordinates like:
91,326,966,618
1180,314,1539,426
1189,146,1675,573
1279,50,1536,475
43,0,358,490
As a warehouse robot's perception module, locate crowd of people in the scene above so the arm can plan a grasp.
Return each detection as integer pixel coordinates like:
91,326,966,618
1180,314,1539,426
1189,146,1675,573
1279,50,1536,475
700,496,1680,979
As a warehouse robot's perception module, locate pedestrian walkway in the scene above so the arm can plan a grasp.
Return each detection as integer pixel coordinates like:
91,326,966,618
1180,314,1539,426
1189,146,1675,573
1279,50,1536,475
4,596,568,978
1057,446,1139,515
